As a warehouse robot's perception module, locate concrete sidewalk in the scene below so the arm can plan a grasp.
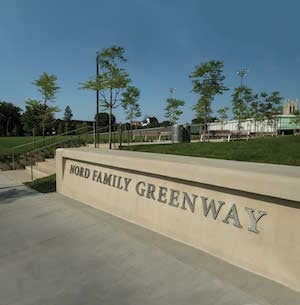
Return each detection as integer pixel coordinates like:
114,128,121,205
0,172,299,305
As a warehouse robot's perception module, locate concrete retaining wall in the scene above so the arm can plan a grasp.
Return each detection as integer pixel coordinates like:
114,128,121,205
56,148,300,291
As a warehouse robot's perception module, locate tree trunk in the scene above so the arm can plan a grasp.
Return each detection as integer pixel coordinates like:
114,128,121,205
109,105,112,150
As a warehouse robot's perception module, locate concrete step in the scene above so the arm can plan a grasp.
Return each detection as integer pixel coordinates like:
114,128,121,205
35,161,56,172
2,169,34,183
45,158,56,163
25,165,55,179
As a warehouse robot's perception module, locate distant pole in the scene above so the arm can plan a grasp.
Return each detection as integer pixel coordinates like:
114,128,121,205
169,88,176,143
93,123,96,148
236,68,248,87
169,87,176,99
96,51,100,148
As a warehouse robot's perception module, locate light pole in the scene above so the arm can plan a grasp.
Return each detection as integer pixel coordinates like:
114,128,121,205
96,51,100,148
236,68,248,87
169,87,176,98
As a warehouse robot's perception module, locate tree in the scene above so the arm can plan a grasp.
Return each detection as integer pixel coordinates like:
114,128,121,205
94,112,116,132
0,101,23,136
264,91,283,132
63,105,73,133
33,72,60,137
121,86,141,125
80,46,131,149
290,110,300,133
164,98,185,125
190,60,228,135
57,121,65,134
231,86,253,130
22,99,58,135
216,106,229,129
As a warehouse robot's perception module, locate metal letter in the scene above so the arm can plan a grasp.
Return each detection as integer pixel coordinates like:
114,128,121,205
181,192,198,213
168,189,180,208
123,178,132,192
201,197,225,219
157,186,168,204
222,204,242,228
70,164,76,174
146,183,156,200
92,170,98,181
136,181,146,197
103,173,112,186
245,207,267,233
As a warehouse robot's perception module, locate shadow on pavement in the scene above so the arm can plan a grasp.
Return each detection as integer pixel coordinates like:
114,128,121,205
0,186,39,204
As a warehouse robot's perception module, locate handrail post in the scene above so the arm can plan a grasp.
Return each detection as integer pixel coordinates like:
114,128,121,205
33,128,36,164
30,152,33,181
119,123,123,149
12,150,15,170
93,123,96,148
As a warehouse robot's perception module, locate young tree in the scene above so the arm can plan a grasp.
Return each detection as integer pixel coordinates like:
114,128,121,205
216,106,229,129
290,110,300,133
121,86,141,126
265,91,283,132
94,112,116,131
231,86,253,130
33,72,60,137
164,98,185,125
63,105,73,133
22,99,58,135
190,60,228,136
80,46,131,149
0,101,23,136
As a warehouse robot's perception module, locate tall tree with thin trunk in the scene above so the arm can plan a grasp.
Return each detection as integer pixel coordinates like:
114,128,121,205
290,110,300,133
231,86,253,130
121,86,141,125
264,91,283,132
217,106,229,129
190,60,228,137
33,72,60,138
80,46,131,149
63,105,73,134
164,98,185,125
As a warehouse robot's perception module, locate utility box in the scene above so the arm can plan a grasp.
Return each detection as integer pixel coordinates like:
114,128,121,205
172,125,191,143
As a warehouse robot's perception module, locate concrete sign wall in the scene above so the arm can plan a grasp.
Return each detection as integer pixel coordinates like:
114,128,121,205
56,148,300,292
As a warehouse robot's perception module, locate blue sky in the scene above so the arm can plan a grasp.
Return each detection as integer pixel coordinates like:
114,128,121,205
0,0,299,123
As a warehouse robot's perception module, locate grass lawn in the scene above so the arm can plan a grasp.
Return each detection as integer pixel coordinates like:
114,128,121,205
0,134,93,156
25,174,56,193
122,135,300,166
0,136,43,155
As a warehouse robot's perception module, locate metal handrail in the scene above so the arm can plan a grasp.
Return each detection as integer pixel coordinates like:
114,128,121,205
11,125,94,151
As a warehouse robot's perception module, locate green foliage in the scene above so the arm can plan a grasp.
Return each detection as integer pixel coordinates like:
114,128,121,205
22,99,58,135
0,101,23,136
25,174,56,193
33,72,60,104
248,91,283,131
122,136,300,166
63,105,73,132
231,86,253,129
79,46,131,111
216,106,229,122
290,110,300,129
190,60,228,125
164,98,185,124
121,86,141,123
57,121,64,134
94,112,116,130
264,91,283,120
32,72,60,137
79,45,131,148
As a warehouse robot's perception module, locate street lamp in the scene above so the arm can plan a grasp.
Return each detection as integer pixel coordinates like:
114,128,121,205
96,51,100,148
236,68,248,87
169,87,176,98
